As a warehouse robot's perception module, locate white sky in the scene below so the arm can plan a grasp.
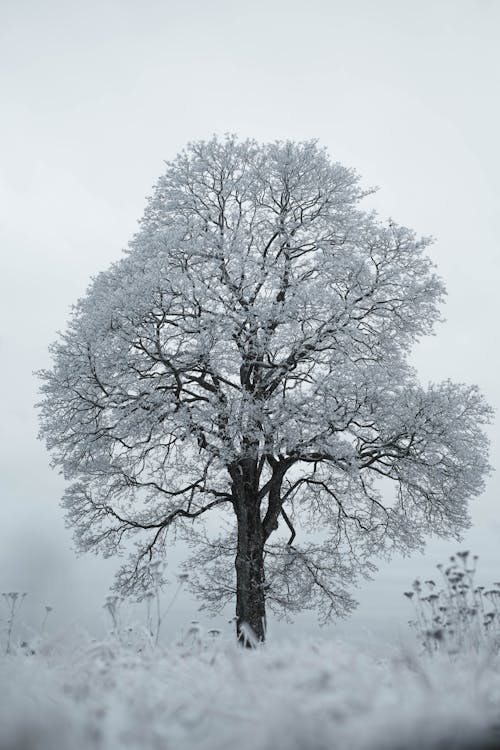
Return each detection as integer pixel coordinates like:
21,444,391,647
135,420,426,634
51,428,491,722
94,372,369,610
1,0,499,642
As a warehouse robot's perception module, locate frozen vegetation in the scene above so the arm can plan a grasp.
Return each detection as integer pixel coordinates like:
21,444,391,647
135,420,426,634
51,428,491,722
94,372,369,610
4,551,500,750
2,624,500,750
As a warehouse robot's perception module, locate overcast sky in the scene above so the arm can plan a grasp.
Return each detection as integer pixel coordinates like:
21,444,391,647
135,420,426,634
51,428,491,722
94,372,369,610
1,0,499,643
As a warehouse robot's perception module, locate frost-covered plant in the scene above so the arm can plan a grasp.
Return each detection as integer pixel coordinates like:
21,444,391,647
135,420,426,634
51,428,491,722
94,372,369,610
2,591,26,654
103,595,150,652
104,595,123,634
37,135,492,644
103,569,189,649
405,551,500,655
143,563,187,646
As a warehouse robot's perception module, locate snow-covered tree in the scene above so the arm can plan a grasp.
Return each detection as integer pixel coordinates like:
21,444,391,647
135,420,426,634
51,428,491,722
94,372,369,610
38,136,491,643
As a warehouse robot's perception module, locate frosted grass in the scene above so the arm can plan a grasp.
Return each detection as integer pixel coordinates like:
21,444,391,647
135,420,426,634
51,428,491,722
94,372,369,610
1,632,500,750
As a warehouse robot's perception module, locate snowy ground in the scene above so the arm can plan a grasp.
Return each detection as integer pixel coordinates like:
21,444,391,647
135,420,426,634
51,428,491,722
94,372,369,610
2,627,500,750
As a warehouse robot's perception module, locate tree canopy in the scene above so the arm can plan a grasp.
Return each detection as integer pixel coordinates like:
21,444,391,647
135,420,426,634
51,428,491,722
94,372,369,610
38,136,492,640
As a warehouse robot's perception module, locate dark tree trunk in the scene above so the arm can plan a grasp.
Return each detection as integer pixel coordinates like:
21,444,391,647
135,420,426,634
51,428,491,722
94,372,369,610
235,502,266,645
230,458,267,646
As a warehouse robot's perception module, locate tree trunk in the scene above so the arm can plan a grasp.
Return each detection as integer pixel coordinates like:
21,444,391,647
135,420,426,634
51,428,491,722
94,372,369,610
235,503,266,645
230,459,267,646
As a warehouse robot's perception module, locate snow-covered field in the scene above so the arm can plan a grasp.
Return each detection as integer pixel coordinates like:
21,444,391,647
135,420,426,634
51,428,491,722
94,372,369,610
2,629,500,750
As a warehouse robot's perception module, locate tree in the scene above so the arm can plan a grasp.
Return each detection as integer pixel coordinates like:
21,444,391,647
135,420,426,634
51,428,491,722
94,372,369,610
38,136,491,644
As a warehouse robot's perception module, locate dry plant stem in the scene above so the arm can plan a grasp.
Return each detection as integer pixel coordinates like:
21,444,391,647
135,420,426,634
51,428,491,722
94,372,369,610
41,606,52,634
103,596,122,640
155,580,184,647
2,593,26,655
